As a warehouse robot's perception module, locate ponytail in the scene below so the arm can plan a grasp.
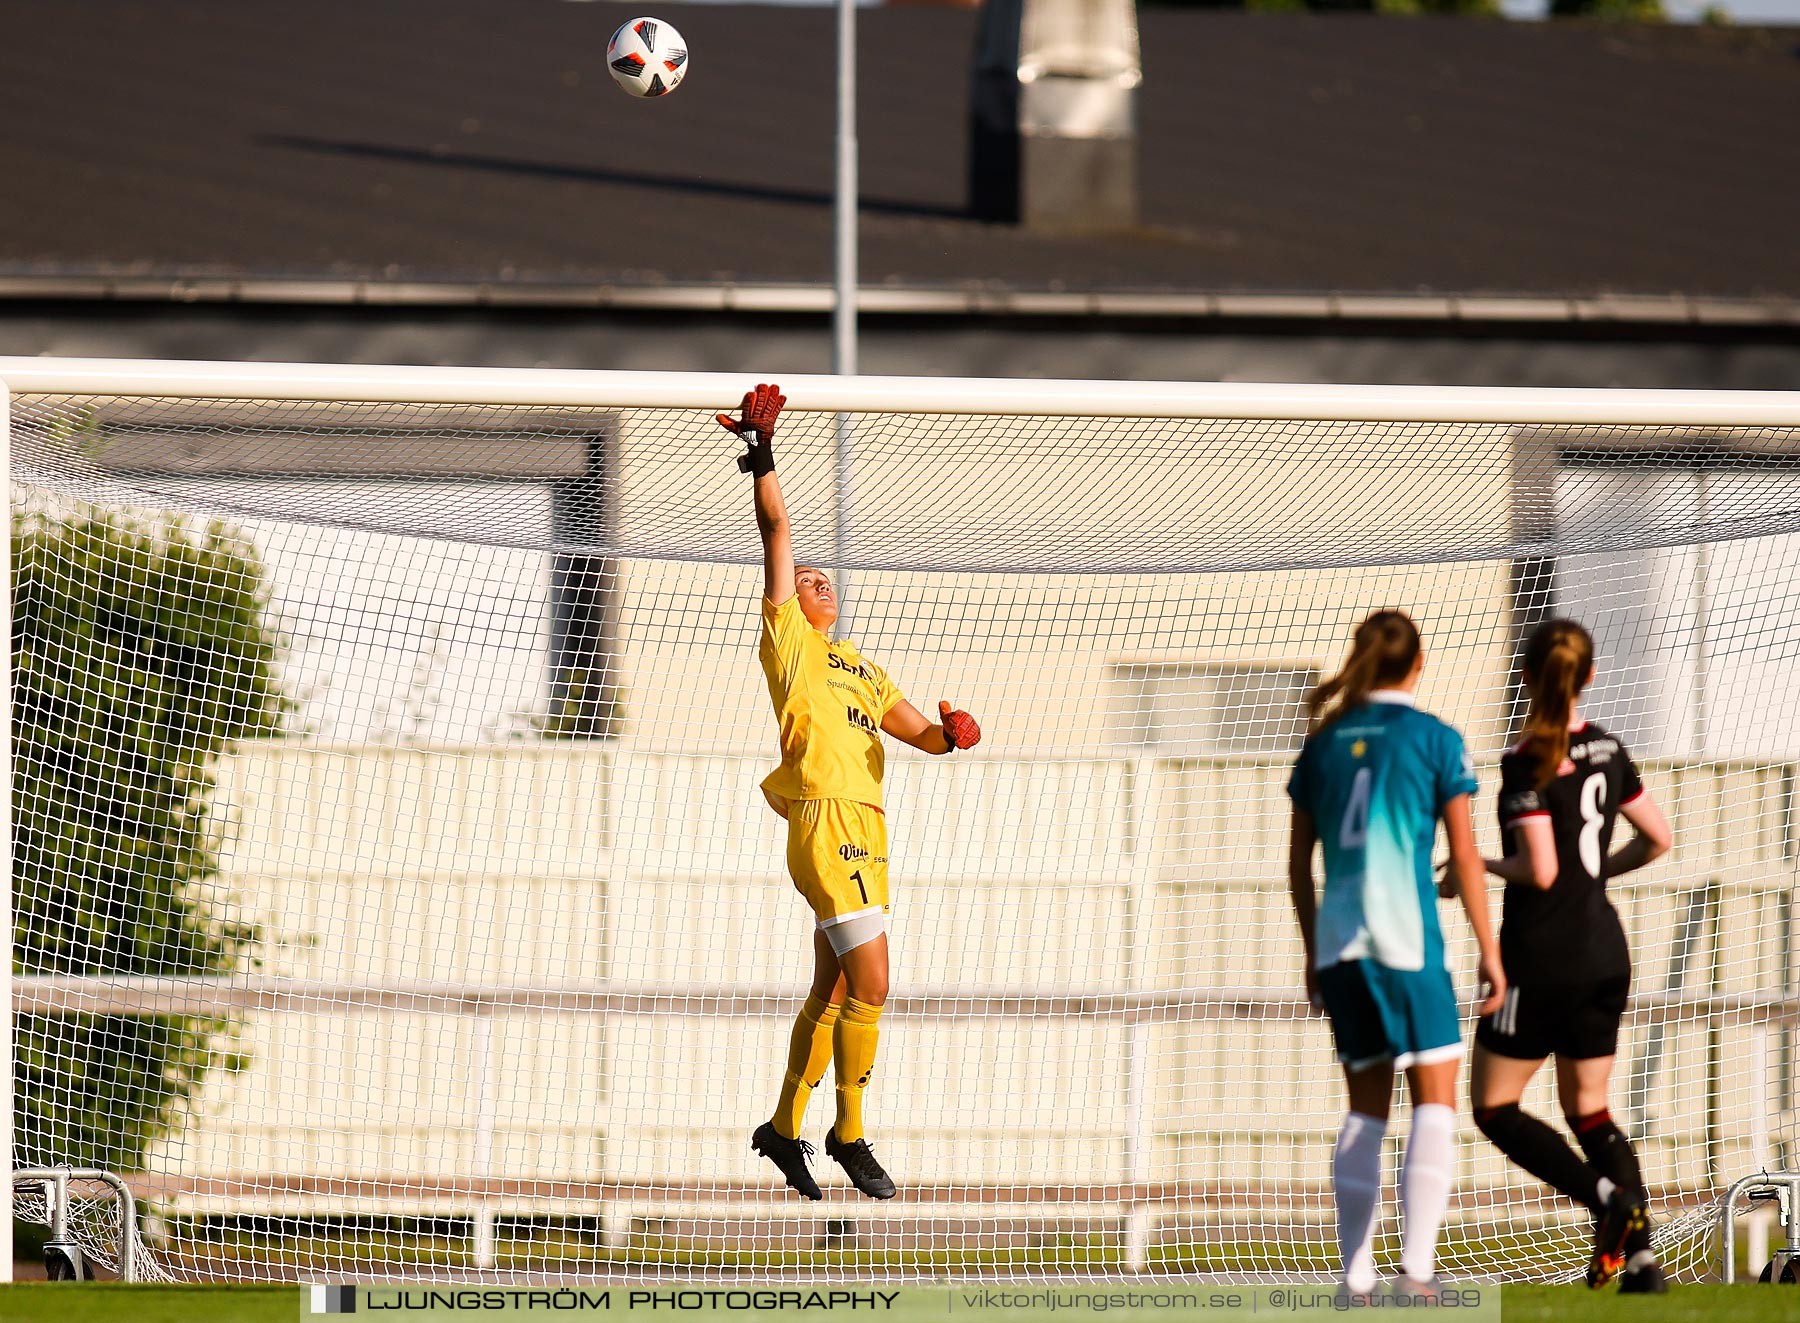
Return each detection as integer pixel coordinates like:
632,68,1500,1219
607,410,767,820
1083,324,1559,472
1519,618,1594,788
1307,610,1422,733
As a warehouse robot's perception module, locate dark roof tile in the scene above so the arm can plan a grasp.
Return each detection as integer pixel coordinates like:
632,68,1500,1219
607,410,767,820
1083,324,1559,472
0,3,1794,299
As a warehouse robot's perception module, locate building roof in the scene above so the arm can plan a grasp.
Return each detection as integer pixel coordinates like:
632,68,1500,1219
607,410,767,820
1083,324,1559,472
1,2,1796,319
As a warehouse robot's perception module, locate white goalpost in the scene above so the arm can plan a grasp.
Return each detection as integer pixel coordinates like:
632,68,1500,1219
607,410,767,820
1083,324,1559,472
2,357,1798,1286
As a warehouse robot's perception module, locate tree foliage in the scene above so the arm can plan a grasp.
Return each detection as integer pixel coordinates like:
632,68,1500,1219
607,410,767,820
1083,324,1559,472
13,509,283,1171
1170,0,1669,13
1552,0,1666,17
1235,0,1505,11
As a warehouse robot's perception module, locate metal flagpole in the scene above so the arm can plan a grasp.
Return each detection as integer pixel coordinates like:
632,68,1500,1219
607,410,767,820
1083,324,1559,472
834,0,857,381
831,0,857,639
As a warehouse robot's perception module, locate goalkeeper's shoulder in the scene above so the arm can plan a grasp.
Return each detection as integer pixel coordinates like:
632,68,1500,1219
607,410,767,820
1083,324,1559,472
759,594,819,690
761,591,799,618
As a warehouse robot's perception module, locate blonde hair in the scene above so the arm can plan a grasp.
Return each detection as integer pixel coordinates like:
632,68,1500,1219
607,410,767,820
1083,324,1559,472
1306,610,1422,733
1518,618,1594,788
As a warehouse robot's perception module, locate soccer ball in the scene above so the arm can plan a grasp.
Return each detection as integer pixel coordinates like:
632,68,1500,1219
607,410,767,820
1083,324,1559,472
607,17,689,99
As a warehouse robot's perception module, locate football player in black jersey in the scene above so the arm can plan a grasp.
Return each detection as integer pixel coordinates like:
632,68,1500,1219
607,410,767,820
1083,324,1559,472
1469,619,1673,1292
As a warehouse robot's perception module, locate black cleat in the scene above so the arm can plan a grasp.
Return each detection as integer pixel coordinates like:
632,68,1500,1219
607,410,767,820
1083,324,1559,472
1617,1261,1668,1295
752,1121,822,1200
1388,1276,1445,1304
1588,1188,1648,1288
825,1128,897,1199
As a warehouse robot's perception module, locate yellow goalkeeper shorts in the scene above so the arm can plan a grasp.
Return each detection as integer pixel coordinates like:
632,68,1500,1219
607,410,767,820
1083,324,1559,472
785,798,889,953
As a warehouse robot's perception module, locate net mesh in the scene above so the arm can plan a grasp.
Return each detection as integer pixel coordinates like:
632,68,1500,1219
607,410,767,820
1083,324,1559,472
7,390,1795,1284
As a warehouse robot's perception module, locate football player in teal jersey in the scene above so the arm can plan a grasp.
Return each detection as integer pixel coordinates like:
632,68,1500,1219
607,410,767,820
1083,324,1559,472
1288,610,1505,1300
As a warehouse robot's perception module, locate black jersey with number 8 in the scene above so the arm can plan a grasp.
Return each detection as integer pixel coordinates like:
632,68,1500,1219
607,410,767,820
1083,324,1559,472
1495,721,1644,984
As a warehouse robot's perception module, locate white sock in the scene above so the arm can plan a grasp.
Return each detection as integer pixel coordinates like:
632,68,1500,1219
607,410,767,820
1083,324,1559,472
1400,1102,1456,1282
1597,1176,1616,1205
1333,1111,1387,1292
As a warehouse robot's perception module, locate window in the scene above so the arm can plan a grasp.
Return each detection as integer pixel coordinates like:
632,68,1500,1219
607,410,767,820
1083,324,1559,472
1112,662,1318,756
1555,464,1800,759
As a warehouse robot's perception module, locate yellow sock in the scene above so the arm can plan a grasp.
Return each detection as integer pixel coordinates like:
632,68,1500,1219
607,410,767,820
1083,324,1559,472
832,996,884,1143
771,993,840,1140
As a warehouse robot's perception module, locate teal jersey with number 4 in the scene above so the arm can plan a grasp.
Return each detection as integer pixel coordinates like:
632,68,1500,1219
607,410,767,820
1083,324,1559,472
1287,692,1478,973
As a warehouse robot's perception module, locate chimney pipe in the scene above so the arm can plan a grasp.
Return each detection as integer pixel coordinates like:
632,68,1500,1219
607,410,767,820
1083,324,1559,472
969,0,1141,232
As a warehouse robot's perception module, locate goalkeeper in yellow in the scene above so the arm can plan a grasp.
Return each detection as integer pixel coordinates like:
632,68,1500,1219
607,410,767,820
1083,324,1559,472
721,384,982,1201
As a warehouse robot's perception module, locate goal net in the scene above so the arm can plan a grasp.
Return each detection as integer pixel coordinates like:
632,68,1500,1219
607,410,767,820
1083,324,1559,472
3,360,1795,1285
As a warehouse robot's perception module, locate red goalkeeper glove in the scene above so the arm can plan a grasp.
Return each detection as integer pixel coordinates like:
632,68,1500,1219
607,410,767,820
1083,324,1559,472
716,382,786,477
938,700,981,751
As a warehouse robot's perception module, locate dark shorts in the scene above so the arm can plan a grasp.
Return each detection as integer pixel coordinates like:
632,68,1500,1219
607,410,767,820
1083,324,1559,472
1315,958,1463,1072
1475,974,1630,1061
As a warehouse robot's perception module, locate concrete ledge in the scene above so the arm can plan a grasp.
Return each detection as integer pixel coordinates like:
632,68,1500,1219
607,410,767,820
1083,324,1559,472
0,276,1795,328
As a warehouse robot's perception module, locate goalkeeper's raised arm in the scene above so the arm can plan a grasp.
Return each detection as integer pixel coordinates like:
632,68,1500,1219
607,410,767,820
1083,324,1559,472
719,381,981,1207
719,382,983,755
718,382,795,604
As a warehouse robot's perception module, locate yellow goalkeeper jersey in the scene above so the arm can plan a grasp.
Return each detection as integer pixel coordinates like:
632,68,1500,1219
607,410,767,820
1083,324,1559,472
758,594,904,818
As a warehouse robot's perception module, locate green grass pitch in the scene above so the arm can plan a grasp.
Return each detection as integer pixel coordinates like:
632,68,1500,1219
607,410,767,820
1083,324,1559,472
0,1284,1793,1323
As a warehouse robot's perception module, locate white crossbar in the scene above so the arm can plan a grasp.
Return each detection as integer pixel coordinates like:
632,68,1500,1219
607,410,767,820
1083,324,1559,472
3,357,1800,424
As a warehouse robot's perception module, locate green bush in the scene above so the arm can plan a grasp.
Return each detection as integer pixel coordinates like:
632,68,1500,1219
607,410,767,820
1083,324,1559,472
1162,0,1670,13
1195,1,1504,12
1551,0,1665,17
12,509,283,1172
